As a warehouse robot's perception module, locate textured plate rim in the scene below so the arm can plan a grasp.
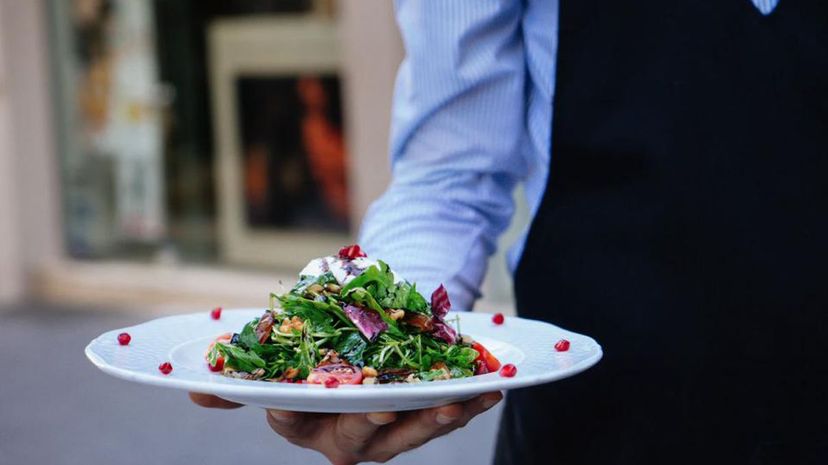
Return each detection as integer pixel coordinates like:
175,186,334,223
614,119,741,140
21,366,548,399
85,309,602,402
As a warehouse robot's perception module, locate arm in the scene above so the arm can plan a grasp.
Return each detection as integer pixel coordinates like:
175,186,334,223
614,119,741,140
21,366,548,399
361,0,528,311
193,2,525,463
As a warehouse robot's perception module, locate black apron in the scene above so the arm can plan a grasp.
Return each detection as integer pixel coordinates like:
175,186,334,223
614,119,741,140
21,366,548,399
495,1,828,464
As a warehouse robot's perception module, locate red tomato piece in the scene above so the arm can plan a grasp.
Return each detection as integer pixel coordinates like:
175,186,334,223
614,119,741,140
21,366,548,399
306,363,363,385
472,342,502,372
208,357,224,372
205,332,231,370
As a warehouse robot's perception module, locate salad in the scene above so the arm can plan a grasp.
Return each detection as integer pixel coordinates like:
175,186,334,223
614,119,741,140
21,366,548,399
205,245,501,386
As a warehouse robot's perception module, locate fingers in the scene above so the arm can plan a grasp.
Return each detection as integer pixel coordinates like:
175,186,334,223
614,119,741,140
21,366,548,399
265,409,334,448
188,392,244,409
459,391,503,424
364,392,502,461
265,410,305,440
334,412,398,453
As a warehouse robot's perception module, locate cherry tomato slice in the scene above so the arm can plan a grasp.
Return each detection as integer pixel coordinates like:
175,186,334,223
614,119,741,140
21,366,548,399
472,342,502,373
205,332,232,369
306,363,364,385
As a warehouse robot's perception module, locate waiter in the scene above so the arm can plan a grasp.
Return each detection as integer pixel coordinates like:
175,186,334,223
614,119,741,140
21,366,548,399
192,1,828,463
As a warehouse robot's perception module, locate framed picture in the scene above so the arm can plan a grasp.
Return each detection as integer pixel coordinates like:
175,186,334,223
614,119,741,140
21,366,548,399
209,17,350,269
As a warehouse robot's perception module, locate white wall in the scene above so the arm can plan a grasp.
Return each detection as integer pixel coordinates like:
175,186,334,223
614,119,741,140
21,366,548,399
339,1,403,222
0,1,22,302
0,0,62,304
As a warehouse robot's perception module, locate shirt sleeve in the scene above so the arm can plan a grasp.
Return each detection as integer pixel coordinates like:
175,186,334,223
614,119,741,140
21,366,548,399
359,0,527,311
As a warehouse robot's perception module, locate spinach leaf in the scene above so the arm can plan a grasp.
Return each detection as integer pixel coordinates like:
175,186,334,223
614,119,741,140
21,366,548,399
279,294,352,328
237,320,260,349
216,343,266,372
341,261,394,300
336,332,368,366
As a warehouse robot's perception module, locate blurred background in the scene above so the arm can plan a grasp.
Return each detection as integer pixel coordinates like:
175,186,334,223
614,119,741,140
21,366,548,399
0,1,526,464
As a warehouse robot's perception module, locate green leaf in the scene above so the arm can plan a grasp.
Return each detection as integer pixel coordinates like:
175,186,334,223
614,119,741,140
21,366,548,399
216,343,266,372
278,294,351,329
291,272,337,294
336,332,368,366
379,281,430,315
238,320,260,349
340,261,394,299
343,287,403,337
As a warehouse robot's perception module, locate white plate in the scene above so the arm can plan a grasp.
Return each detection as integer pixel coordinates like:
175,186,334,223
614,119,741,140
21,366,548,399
85,309,602,412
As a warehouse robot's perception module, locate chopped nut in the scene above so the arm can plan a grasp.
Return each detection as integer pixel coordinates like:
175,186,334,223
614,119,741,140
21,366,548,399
404,374,421,383
362,377,377,385
362,366,378,377
388,309,405,321
284,367,299,379
307,283,324,294
320,350,341,366
251,368,266,378
460,334,475,345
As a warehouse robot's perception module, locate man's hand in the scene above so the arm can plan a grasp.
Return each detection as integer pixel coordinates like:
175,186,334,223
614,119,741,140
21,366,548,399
189,392,502,465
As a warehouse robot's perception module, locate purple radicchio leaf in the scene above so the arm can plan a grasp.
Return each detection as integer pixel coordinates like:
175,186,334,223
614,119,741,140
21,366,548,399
428,284,457,344
343,304,388,341
430,284,451,319
430,319,458,345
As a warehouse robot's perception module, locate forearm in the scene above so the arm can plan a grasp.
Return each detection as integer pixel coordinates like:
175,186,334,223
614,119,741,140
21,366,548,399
360,0,527,310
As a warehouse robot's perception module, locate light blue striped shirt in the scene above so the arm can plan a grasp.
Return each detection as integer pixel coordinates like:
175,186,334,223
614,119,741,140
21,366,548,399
358,0,778,311
360,1,557,311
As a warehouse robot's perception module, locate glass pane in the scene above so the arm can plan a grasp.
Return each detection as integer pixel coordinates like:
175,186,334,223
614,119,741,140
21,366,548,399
237,76,349,233
49,0,345,264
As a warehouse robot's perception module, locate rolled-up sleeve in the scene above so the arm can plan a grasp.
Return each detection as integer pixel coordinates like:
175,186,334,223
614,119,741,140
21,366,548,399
359,0,527,310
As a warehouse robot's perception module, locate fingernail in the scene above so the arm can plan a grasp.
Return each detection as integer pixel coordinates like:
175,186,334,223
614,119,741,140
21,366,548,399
268,410,296,425
367,412,396,425
436,413,458,425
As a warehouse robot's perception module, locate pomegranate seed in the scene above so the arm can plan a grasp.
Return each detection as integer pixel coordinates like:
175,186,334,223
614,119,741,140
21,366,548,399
117,332,131,346
338,244,367,260
208,357,224,372
492,313,505,325
554,339,571,352
158,362,173,375
324,377,340,389
210,307,222,320
499,363,517,378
